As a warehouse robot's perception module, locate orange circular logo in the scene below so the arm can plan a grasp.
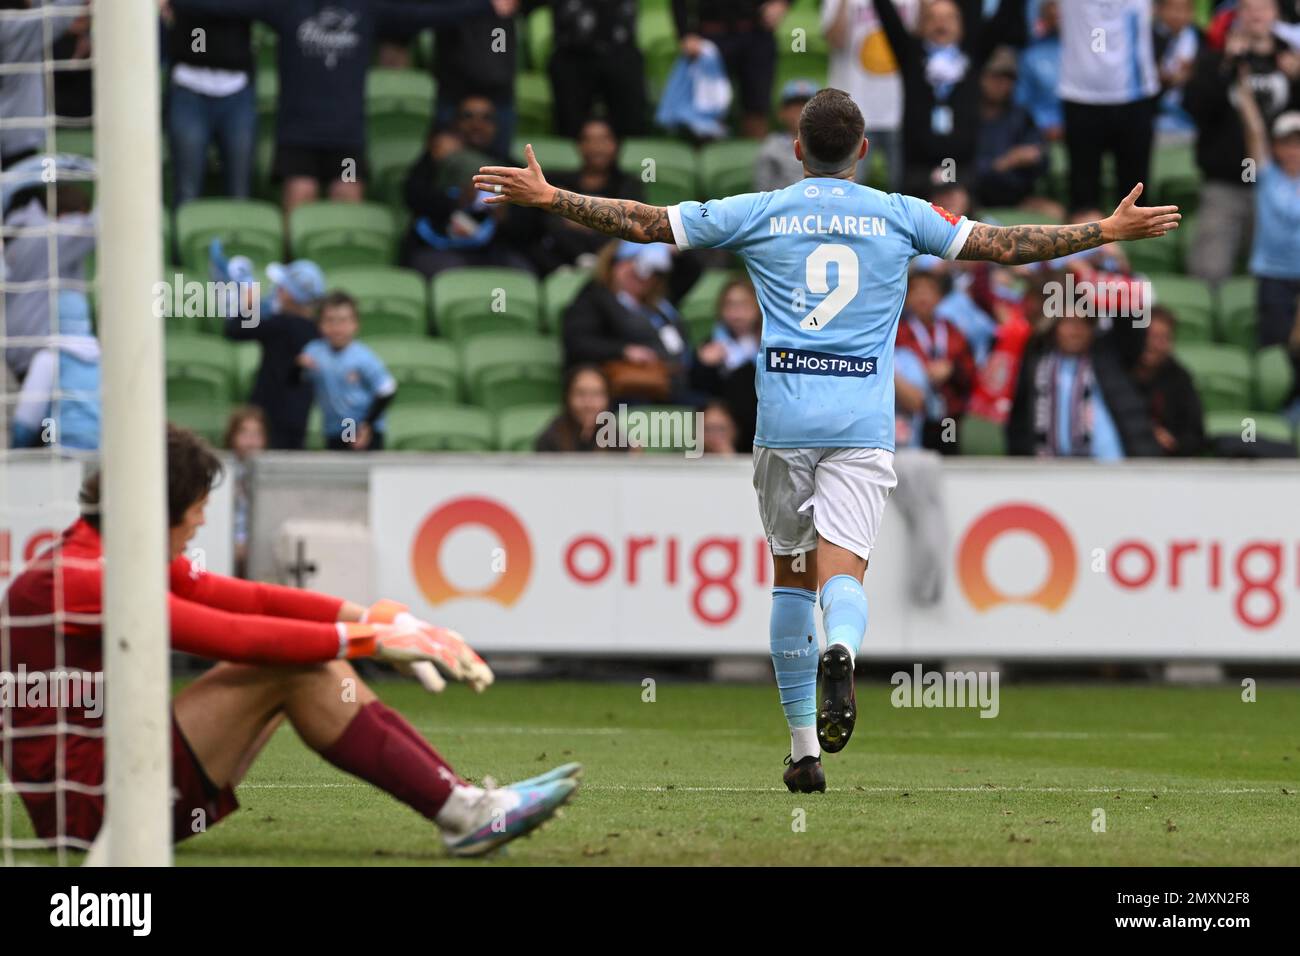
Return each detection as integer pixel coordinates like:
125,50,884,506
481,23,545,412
957,503,1076,611
411,497,532,607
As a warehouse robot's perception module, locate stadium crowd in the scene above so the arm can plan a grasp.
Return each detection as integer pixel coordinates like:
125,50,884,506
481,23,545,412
2,0,1300,461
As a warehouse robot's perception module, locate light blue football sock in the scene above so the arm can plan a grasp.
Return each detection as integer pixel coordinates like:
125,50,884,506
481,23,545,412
821,574,868,661
769,587,818,732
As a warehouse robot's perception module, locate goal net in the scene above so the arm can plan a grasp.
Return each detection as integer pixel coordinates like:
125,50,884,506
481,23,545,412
1,0,170,866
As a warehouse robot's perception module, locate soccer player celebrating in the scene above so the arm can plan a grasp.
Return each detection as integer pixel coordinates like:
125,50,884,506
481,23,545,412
474,89,1179,792
2,425,579,856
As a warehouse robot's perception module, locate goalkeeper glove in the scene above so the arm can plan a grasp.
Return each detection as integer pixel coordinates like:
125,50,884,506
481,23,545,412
363,600,495,693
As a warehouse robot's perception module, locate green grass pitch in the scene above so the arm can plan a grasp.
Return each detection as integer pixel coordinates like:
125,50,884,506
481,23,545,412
9,680,1300,865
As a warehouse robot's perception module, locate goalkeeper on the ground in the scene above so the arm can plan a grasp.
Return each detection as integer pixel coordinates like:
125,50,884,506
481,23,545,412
1,424,578,857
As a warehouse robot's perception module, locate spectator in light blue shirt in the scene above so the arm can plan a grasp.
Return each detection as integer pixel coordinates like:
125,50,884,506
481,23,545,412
298,290,398,451
1236,65,1300,348
1014,0,1062,141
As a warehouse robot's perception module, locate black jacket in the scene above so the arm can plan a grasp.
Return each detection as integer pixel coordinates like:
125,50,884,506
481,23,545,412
1007,321,1161,458
562,280,691,367
173,0,490,149
872,0,1026,181
1184,44,1300,185
223,309,318,443
1133,357,1205,457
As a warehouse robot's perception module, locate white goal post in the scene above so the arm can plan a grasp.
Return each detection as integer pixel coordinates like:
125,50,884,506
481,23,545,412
89,0,171,867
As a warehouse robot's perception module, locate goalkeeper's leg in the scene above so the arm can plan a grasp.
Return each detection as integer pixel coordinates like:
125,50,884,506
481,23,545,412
173,660,576,854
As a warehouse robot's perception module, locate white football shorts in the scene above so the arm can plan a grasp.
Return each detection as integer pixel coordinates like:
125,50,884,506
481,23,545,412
752,447,898,561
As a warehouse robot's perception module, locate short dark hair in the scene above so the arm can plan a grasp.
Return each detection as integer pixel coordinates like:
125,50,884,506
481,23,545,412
320,290,359,319
798,89,865,172
80,424,224,529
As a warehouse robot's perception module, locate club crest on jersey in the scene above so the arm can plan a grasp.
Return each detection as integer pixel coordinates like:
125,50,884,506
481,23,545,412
930,203,960,226
767,347,878,377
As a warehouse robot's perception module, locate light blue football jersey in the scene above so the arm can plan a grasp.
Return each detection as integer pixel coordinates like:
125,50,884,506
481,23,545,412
667,179,973,449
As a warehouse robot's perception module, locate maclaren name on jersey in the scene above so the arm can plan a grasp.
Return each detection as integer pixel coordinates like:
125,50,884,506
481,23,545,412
768,214,889,237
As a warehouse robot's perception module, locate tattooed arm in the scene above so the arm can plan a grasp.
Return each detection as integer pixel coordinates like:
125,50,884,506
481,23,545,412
474,145,674,243
957,184,1181,265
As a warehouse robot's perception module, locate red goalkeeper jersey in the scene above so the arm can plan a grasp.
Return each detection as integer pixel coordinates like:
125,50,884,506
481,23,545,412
1,518,346,843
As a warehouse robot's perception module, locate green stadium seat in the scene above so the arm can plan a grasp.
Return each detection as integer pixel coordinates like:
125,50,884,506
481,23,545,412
431,267,541,340
252,22,277,69
1216,276,1257,349
524,7,551,72
290,201,396,270
305,403,324,450
386,404,495,451
1204,410,1295,447
254,66,278,138
461,333,563,411
167,399,231,446
1151,141,1200,212
176,198,283,274
1175,342,1252,413
958,415,1007,456
679,270,737,345
1122,225,1181,275
623,404,697,454
981,207,1063,227
511,135,580,173
619,138,697,206
166,332,234,403
54,127,94,158
232,340,260,401
368,336,461,405
366,69,436,142
515,71,553,135
368,132,423,208
1148,273,1214,343
699,140,761,198
542,266,591,334
496,403,560,451
1253,345,1295,411
327,266,427,337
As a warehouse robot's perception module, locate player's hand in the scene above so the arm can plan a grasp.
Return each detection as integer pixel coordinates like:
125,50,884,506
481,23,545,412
1101,184,1180,243
364,600,495,693
473,144,553,208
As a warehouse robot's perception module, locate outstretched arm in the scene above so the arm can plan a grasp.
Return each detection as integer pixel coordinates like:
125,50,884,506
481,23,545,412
958,184,1180,265
474,145,675,244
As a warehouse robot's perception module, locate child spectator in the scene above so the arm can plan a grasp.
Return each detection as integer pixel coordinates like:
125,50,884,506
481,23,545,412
1129,306,1205,456
701,401,740,456
895,269,976,453
1235,67,1300,347
223,405,268,577
754,80,819,191
535,364,617,453
215,247,324,450
9,291,100,452
298,291,398,451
